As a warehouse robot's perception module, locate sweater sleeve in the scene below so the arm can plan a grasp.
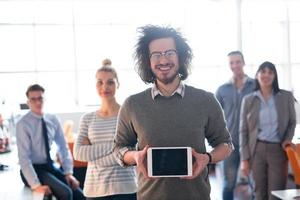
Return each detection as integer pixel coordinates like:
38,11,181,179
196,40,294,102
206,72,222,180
205,93,233,149
113,97,138,167
73,113,113,162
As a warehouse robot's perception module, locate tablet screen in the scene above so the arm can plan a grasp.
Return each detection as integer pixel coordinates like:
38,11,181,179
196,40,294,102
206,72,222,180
151,148,188,176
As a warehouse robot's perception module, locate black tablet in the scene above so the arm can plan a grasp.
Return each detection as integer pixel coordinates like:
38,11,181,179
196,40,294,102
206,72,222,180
147,147,192,177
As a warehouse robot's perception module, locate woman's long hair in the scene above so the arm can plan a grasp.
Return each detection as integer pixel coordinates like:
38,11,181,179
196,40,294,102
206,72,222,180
254,61,280,94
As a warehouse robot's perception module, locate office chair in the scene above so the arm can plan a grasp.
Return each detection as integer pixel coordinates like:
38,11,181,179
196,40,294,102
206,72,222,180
285,145,300,188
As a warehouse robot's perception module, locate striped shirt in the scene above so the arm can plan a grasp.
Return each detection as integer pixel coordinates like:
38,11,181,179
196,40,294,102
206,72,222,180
74,112,137,198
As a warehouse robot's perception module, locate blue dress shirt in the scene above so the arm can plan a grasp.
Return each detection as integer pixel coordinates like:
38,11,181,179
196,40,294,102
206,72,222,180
255,91,280,143
16,111,73,188
216,76,255,147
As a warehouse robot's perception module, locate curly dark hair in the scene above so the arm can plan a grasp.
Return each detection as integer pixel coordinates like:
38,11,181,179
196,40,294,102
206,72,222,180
134,25,193,83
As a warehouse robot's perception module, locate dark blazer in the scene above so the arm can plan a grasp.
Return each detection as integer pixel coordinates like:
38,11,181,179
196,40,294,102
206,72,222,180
239,90,296,161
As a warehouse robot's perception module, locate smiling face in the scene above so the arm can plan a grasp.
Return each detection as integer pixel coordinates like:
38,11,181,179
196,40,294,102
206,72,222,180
256,67,275,89
96,71,118,100
149,37,179,85
228,54,244,78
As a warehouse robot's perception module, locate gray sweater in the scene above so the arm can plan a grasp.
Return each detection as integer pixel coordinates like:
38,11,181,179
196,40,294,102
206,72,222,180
114,85,232,200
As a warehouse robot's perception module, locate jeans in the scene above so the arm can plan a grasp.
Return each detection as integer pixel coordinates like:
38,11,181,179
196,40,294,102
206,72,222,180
20,164,85,200
222,147,240,200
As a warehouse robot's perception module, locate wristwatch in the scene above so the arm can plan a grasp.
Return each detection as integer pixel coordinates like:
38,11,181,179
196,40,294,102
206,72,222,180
204,152,212,164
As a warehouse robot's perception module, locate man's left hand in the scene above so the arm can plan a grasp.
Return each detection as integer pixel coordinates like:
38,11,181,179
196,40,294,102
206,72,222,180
182,149,209,180
65,174,80,190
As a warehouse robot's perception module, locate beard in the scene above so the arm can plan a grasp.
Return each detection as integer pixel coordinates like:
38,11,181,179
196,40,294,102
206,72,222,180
157,72,178,84
154,63,179,85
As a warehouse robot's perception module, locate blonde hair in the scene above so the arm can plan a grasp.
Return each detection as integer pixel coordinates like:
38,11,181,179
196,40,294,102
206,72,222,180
96,58,119,86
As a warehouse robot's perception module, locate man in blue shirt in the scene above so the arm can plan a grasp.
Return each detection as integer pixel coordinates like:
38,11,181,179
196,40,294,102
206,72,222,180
16,84,84,200
216,51,255,200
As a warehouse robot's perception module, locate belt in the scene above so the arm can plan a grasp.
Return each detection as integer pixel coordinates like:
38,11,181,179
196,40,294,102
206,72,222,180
257,139,280,144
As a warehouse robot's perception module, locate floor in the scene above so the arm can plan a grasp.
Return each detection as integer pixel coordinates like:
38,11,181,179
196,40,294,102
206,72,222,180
0,145,296,200
209,165,252,200
0,145,45,200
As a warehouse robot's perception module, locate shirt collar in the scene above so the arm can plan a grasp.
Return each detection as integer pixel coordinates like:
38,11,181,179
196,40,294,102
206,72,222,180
254,90,262,100
229,74,249,85
29,111,44,119
151,81,185,100
254,90,274,102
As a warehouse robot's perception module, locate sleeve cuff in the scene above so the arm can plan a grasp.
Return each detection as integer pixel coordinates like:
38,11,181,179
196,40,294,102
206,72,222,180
214,142,234,150
63,169,73,175
116,146,136,167
31,183,42,190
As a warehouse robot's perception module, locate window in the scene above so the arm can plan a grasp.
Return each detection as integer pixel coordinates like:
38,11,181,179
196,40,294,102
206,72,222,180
0,0,300,112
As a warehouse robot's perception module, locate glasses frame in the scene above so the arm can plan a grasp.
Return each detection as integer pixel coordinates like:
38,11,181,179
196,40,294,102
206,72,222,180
28,96,44,103
149,49,177,62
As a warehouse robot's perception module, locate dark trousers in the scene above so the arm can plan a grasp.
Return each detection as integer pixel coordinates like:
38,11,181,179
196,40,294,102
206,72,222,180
86,193,136,200
252,141,288,200
72,167,87,189
20,164,85,200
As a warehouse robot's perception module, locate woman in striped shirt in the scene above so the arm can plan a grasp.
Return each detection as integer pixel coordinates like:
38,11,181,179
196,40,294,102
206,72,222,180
74,59,137,200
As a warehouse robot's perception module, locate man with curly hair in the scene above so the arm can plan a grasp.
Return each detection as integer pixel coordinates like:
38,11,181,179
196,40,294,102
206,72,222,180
114,25,233,200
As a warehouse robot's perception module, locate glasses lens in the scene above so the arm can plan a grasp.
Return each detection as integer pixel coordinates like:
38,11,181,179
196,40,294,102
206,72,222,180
150,52,162,61
30,96,44,103
165,50,177,58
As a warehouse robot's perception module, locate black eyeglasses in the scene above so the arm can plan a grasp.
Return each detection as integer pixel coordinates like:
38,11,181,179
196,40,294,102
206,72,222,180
29,96,44,103
149,49,177,62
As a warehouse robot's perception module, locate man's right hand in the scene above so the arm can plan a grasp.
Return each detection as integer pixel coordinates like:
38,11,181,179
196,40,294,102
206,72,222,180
241,160,250,176
133,145,149,178
33,185,52,196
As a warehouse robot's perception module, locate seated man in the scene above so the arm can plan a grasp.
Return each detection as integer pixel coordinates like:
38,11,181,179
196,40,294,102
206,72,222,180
16,84,85,200
0,113,10,153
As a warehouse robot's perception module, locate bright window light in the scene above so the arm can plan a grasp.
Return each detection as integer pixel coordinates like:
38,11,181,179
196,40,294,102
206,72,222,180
0,0,300,112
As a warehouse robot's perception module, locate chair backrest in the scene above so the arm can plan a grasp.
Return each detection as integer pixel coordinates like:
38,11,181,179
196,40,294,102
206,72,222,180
63,120,75,143
68,142,88,168
285,145,300,185
58,120,87,168
64,120,87,167
296,144,300,156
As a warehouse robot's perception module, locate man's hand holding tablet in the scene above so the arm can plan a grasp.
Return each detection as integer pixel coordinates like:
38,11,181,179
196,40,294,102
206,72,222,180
183,149,210,180
147,147,193,178
130,146,210,179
